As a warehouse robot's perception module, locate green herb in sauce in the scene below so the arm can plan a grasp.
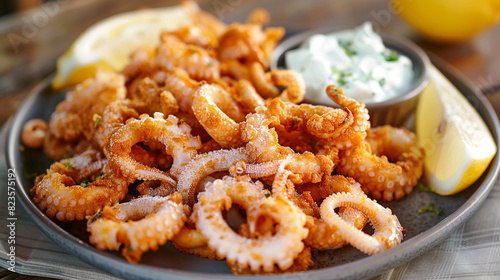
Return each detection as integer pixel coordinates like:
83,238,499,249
383,49,400,62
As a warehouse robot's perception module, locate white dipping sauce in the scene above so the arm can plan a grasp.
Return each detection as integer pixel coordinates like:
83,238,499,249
285,22,414,105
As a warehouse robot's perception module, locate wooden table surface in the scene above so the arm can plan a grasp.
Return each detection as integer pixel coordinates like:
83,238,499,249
0,0,499,279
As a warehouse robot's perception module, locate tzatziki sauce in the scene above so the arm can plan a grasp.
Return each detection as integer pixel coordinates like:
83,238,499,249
285,22,414,105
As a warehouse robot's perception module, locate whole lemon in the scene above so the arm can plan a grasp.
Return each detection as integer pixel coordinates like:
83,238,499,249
392,0,500,43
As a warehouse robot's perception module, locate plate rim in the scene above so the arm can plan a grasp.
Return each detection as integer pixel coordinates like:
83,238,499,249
6,59,500,280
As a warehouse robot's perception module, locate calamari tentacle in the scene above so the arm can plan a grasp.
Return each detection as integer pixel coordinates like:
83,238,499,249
323,85,370,149
264,98,352,145
337,126,424,201
242,112,293,162
31,168,128,222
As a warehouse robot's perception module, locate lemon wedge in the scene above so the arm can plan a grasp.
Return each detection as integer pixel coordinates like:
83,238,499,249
52,5,192,89
392,0,500,43
416,65,497,195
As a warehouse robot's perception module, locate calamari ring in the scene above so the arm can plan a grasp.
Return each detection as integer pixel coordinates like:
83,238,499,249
207,84,246,123
232,79,266,114
164,68,201,114
31,166,128,222
87,192,189,263
21,119,48,149
218,23,268,67
166,23,219,50
218,23,284,69
320,192,403,255
192,84,244,148
177,147,248,204
220,59,250,80
249,62,280,99
268,69,305,104
195,176,308,273
105,114,201,184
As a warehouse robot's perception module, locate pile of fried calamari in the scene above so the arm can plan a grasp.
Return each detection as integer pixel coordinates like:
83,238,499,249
21,2,425,275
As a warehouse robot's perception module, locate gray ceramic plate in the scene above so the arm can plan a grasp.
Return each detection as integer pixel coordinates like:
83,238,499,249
6,59,500,279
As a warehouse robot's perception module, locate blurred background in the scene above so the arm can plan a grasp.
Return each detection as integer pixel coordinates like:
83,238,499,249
1,0,52,16
0,0,499,125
